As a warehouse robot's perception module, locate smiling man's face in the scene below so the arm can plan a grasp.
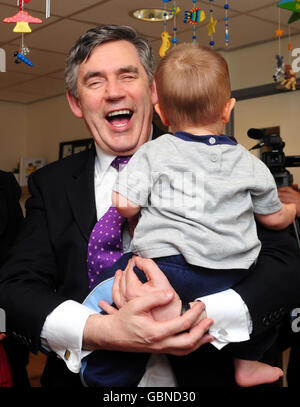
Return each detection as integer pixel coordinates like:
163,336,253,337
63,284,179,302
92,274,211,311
67,40,157,156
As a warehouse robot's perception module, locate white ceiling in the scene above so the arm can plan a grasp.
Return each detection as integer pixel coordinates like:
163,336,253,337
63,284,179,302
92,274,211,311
0,0,299,104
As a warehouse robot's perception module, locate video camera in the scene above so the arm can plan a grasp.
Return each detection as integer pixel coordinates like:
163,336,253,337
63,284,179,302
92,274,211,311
248,128,300,188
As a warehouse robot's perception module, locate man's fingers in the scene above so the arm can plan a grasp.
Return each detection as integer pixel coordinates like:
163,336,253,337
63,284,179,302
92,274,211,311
145,315,214,356
134,256,171,287
278,187,290,192
112,269,123,308
129,289,175,314
148,301,211,340
158,317,214,355
122,257,137,293
123,257,144,297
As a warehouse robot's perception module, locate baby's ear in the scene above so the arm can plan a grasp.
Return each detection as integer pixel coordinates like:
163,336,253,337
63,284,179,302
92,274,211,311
222,98,236,123
154,104,170,126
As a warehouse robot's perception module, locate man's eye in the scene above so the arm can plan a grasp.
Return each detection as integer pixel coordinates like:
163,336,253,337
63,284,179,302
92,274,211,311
87,79,104,87
121,74,136,80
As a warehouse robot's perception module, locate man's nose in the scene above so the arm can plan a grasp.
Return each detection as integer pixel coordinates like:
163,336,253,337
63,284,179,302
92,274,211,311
105,78,125,100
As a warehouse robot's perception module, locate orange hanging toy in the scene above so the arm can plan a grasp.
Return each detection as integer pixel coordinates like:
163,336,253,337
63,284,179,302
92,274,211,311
3,0,42,33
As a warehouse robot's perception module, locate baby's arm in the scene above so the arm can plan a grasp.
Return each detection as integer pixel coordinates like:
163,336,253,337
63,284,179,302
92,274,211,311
112,191,141,236
112,191,140,218
255,202,296,230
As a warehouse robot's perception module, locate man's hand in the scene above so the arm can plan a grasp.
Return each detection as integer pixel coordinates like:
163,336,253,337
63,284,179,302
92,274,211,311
83,255,214,356
109,256,182,321
278,186,300,217
83,290,214,355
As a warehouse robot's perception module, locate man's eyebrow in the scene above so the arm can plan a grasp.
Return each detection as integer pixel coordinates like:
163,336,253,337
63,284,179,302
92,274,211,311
83,71,104,83
83,66,139,83
117,65,139,75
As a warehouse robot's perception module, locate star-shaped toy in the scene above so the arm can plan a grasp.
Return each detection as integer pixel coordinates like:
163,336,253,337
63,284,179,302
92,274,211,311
207,16,217,37
276,27,284,36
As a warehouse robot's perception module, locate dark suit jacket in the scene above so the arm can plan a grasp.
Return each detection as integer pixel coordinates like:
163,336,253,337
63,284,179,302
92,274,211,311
1,132,300,387
0,171,30,387
0,171,23,265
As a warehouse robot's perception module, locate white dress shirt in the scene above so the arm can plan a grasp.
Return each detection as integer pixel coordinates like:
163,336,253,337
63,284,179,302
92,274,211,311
41,138,252,385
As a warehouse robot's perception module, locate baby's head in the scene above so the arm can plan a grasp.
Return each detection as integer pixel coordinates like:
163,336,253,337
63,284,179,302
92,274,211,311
154,43,233,133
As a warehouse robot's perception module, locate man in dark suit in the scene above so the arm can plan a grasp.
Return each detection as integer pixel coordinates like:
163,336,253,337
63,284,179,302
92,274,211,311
0,171,30,387
0,25,300,388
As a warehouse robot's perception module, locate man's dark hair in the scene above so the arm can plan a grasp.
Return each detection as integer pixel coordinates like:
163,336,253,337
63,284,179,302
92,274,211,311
65,24,155,97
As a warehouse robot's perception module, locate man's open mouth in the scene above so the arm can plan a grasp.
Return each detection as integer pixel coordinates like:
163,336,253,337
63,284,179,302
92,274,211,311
106,109,133,128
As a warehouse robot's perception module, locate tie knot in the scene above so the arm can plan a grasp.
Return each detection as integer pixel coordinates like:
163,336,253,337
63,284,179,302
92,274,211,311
111,156,131,171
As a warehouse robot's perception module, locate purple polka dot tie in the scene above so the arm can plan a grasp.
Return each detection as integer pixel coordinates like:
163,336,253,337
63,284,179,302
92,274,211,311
87,156,131,290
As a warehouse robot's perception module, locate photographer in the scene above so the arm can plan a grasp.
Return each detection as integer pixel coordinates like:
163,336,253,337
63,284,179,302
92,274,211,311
247,129,300,387
277,185,300,387
278,186,300,217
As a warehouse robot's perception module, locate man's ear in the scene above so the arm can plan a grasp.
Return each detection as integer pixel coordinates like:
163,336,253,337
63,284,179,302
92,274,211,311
66,91,83,119
154,103,170,127
222,98,236,124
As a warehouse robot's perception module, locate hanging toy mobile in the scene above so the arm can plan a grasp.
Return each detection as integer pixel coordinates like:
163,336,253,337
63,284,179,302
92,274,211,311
277,0,300,24
274,3,297,90
184,0,206,44
3,0,42,33
272,7,285,83
159,31,172,57
273,54,285,82
169,2,180,47
224,0,229,47
46,0,51,18
3,0,43,67
206,0,217,47
280,63,297,90
277,0,300,73
159,0,172,57
14,50,33,66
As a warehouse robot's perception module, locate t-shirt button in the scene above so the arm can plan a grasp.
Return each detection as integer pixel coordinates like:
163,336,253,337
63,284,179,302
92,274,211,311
209,137,216,145
210,153,218,162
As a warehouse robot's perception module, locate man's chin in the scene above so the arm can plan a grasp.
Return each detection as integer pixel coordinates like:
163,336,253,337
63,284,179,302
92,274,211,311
106,137,139,155
114,144,138,155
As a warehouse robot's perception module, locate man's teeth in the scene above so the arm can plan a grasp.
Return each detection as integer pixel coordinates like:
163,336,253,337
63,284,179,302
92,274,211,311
107,110,131,118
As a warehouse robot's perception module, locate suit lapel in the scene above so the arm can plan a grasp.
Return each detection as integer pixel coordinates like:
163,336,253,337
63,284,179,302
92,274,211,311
66,123,163,242
66,146,97,242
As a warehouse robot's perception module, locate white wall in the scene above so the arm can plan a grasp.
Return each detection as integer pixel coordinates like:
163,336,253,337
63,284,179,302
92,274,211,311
26,94,90,164
0,94,91,172
0,101,26,172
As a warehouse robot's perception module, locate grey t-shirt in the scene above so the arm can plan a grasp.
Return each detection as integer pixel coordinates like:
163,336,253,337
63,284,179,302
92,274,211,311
114,132,282,270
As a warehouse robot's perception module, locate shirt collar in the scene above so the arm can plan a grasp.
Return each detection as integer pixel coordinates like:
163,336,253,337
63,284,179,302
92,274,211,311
94,143,115,176
94,124,154,174
174,131,237,146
